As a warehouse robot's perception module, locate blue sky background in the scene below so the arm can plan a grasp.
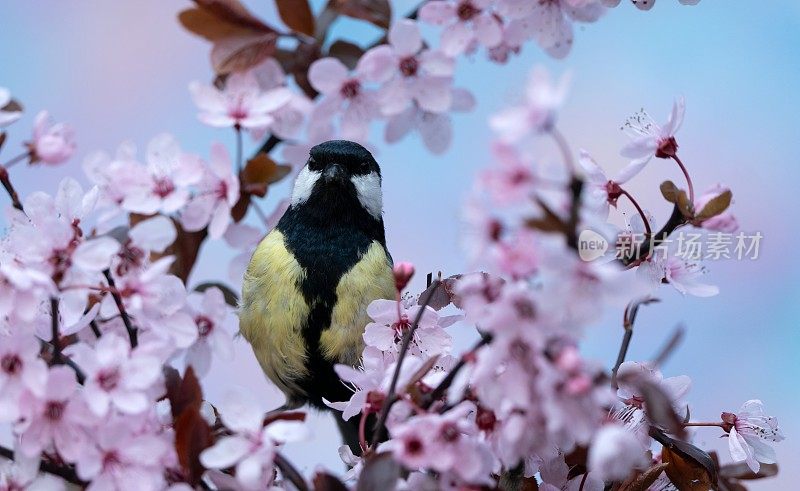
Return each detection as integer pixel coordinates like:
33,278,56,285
1,1,798,488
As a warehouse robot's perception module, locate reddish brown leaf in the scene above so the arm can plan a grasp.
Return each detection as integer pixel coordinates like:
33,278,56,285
178,7,261,41
166,366,204,420
0,132,6,153
331,0,392,29
618,462,669,491
168,221,208,282
194,0,273,32
313,472,349,491
242,153,292,197
275,0,315,37
175,407,214,485
720,462,778,481
211,33,278,74
328,40,365,70
662,446,716,491
696,190,732,220
660,180,680,203
417,274,462,310
263,411,307,427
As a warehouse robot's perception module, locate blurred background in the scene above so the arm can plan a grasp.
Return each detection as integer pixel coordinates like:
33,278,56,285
1,1,798,488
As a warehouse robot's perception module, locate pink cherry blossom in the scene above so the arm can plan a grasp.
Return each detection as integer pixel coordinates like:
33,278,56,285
0,450,63,491
326,346,391,421
200,391,308,489
419,0,503,56
111,215,177,278
480,142,543,205
614,361,691,435
580,150,647,217
223,221,271,284
0,258,52,323
621,97,685,166
363,298,458,358
75,334,161,416
28,111,76,165
180,142,240,239
307,57,383,141
250,58,313,140
189,70,292,132
390,402,494,485
723,400,784,473
588,424,648,482
74,416,172,491
501,0,606,59
385,87,475,154
361,20,456,116
490,66,569,141
16,366,89,461
120,133,202,215
82,142,149,227
637,251,719,297
0,87,23,127
0,332,48,423
184,287,235,377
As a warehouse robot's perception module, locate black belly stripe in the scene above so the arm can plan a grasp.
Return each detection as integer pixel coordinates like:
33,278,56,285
276,182,389,407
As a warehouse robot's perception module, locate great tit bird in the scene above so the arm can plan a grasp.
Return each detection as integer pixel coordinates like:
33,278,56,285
239,140,394,451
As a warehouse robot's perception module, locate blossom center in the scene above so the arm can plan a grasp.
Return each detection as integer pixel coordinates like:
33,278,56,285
195,315,214,337
399,56,419,77
476,407,497,432
97,367,121,391
439,422,460,443
405,436,424,455
605,180,623,205
45,400,66,421
340,79,361,99
153,177,175,198
116,242,145,277
1,354,22,375
457,1,480,21
102,450,122,470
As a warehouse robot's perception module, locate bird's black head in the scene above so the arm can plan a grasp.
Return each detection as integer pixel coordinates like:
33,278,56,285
289,140,383,221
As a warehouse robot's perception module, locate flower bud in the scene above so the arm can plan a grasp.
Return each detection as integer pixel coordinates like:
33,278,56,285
393,262,415,291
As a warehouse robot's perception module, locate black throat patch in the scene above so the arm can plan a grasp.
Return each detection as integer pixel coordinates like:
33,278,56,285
276,182,388,406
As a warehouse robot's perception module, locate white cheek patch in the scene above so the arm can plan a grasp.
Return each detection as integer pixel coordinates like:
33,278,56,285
290,165,321,206
350,171,383,219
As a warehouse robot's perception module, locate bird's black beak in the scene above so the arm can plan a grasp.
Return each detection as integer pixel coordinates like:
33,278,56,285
323,163,347,185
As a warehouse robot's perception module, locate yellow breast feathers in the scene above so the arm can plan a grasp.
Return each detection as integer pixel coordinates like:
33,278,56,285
240,230,310,402
239,230,395,404
320,241,395,366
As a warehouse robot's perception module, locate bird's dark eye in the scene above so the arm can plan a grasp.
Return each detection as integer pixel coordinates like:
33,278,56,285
357,161,370,174
308,157,323,172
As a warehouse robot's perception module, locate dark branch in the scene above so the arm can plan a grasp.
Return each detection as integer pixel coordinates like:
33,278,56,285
0,444,85,485
103,270,138,348
0,165,24,211
274,452,309,491
620,204,687,266
421,334,493,409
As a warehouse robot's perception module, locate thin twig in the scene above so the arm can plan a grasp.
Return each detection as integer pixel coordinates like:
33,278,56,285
3,152,29,169
102,270,137,348
89,320,102,338
620,188,652,237
370,280,441,446
620,204,687,266
235,125,243,173
612,298,658,388
421,334,493,409
0,165,23,211
50,298,63,364
550,127,576,176
0,444,85,485
672,154,694,204
274,452,309,491
652,324,686,368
